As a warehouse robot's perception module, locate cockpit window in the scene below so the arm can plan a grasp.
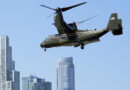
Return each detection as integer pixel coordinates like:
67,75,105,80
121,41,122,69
46,35,58,40
46,35,53,40
45,34,66,40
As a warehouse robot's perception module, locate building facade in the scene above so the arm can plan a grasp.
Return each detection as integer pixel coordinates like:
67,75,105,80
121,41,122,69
0,36,20,90
22,75,52,90
57,57,75,90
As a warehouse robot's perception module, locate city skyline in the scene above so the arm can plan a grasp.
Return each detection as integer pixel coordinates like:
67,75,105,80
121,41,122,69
0,36,20,90
0,0,130,90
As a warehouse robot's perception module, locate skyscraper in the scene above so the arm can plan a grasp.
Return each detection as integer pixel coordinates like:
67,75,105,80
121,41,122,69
0,36,20,90
22,75,52,90
57,57,75,90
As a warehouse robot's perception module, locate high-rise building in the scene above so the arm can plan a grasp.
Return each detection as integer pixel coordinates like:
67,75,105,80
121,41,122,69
0,36,20,90
22,75,52,90
57,57,75,90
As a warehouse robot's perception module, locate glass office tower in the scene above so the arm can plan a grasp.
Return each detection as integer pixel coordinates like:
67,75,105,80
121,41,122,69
0,36,20,90
22,75,52,90
57,57,75,90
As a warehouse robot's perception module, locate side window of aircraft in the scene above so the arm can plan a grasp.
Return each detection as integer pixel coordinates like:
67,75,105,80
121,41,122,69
59,35,66,39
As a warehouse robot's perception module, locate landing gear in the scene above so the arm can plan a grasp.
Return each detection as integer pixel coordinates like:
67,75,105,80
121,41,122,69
74,41,85,49
81,45,84,49
44,48,46,52
74,42,80,47
80,42,85,49
73,35,80,47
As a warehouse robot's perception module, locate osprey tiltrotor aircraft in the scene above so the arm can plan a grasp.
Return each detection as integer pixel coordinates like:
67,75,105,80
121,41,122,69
40,2,123,51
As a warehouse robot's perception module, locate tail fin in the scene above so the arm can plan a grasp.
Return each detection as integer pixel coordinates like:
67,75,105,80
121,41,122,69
107,13,123,35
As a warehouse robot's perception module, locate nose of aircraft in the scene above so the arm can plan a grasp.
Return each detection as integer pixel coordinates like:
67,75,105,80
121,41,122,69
40,42,46,48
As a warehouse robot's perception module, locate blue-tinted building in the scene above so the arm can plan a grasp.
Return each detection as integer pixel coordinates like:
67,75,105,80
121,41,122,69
22,75,52,90
57,57,75,90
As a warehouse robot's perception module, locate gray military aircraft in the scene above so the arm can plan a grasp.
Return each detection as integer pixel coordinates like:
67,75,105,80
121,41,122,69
40,2,123,51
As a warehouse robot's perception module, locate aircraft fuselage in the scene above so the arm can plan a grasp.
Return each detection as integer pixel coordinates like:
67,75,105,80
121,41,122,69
41,29,108,48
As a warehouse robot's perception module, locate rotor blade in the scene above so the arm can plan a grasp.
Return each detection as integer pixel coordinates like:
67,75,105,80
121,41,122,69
76,15,98,25
40,5,56,11
61,2,87,12
46,12,56,18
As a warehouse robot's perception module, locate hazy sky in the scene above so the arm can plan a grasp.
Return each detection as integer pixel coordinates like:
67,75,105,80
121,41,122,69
0,0,130,90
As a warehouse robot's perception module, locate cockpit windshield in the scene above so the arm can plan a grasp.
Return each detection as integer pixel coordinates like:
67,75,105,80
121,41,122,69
46,36,52,40
45,34,65,41
45,35,56,40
